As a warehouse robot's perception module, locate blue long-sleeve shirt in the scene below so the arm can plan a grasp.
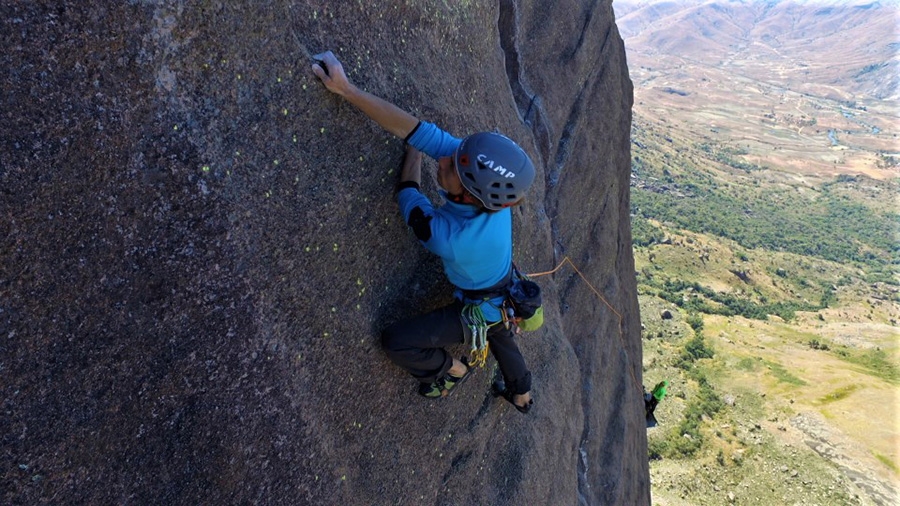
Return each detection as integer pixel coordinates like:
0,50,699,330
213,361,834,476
398,121,512,321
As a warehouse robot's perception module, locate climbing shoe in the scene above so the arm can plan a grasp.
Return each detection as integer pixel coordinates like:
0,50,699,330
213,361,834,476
418,358,472,399
498,388,533,414
418,380,445,398
491,367,533,414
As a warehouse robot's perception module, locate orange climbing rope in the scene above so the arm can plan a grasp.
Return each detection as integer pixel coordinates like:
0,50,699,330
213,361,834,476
527,257,624,321
527,256,642,392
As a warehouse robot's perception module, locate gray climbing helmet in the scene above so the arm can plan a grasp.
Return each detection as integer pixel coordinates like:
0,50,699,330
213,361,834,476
454,132,536,211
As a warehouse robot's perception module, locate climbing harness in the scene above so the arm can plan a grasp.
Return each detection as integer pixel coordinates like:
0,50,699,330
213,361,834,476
459,266,515,368
460,262,545,368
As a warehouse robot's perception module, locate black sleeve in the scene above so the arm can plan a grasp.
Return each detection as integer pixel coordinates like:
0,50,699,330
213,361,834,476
396,181,420,192
407,206,432,242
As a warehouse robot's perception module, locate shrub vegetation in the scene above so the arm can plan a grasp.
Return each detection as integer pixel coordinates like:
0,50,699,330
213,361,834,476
632,172,898,282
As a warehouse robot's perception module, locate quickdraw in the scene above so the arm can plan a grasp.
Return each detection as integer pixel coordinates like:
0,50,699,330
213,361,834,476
461,303,491,368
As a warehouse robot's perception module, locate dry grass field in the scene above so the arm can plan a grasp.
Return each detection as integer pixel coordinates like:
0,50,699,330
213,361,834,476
636,228,898,505
629,60,899,181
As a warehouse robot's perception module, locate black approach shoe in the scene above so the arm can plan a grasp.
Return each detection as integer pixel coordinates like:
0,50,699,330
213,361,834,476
491,366,533,414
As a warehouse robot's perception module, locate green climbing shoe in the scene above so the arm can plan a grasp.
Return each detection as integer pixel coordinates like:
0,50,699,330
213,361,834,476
418,358,472,399
418,380,444,398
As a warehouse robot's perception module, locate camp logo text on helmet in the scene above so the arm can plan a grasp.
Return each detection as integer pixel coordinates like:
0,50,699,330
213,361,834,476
476,154,517,178
454,132,536,211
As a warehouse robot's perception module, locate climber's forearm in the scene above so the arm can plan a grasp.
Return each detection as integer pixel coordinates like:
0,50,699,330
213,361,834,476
342,86,419,140
399,145,422,185
313,50,419,139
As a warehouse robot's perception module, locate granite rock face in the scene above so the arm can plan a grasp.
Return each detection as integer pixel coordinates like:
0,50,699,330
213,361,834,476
2,1,646,504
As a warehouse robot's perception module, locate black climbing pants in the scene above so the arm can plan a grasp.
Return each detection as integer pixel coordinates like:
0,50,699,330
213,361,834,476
381,300,532,394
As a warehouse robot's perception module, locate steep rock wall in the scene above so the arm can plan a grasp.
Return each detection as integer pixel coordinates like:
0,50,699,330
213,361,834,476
1,1,646,504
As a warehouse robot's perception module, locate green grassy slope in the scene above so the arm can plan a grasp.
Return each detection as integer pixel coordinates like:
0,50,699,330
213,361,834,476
631,112,899,506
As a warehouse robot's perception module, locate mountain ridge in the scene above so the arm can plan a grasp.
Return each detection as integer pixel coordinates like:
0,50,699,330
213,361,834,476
616,0,899,101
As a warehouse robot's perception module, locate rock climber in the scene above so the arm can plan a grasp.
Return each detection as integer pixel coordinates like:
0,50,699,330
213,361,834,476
312,50,535,413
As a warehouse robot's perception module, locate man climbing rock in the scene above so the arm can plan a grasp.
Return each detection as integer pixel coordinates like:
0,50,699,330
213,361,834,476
313,51,535,413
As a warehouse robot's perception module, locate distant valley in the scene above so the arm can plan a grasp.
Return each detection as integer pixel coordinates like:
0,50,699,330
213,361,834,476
615,1,898,505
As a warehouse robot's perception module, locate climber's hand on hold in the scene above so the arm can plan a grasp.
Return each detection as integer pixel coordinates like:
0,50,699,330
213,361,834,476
310,50,418,139
312,51,354,97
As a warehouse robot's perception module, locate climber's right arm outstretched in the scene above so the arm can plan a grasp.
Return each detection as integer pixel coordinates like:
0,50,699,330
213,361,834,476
312,51,419,139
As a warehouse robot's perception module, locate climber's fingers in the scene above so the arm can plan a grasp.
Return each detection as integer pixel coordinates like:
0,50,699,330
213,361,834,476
312,51,352,96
